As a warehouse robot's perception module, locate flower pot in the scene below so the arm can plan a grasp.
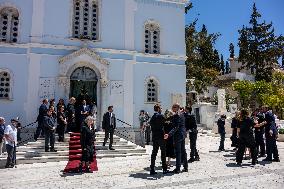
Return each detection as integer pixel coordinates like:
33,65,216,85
277,134,284,142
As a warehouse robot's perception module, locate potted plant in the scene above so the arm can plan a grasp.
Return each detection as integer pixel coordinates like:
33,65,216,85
278,128,284,142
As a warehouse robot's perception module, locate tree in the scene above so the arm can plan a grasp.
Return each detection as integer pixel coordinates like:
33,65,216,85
186,21,221,93
220,55,225,74
238,3,284,81
225,61,230,74
185,2,193,14
229,43,235,58
232,80,254,108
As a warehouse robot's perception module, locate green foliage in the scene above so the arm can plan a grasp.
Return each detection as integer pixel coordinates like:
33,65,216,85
238,3,284,82
229,43,235,58
186,21,221,93
232,80,254,108
233,71,284,113
279,128,284,134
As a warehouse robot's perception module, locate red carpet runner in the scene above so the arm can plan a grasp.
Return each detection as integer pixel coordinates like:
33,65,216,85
63,133,98,173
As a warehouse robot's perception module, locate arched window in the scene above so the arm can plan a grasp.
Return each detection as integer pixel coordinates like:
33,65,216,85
144,20,160,54
0,7,19,43
0,71,11,99
73,0,99,40
145,77,159,103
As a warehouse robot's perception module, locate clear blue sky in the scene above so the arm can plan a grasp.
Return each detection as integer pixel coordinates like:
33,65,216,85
185,0,284,61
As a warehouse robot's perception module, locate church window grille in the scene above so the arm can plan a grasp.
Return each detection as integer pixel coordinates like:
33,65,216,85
144,22,160,54
0,72,10,99
146,78,158,103
0,7,19,43
73,0,99,40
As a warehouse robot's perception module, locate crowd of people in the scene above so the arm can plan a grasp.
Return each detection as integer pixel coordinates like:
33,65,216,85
148,104,199,175
217,106,280,166
1,97,282,172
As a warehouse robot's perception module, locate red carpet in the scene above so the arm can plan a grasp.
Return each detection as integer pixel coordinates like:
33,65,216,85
63,133,98,173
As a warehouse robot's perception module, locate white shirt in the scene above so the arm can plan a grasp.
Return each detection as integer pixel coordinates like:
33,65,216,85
4,125,17,147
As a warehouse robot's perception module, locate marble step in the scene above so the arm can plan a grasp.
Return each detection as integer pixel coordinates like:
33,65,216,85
21,148,146,157
17,144,138,153
0,153,147,165
24,140,126,147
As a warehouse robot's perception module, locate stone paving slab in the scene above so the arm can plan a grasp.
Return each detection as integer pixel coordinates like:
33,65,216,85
0,134,283,189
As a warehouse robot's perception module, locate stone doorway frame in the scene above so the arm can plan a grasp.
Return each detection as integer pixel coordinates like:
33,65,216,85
57,48,110,129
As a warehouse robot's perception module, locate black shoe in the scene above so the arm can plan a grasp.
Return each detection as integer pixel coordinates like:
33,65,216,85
150,170,157,175
188,158,195,163
272,158,280,162
50,148,57,152
109,147,115,150
78,164,83,173
252,160,258,165
45,149,49,152
172,169,181,174
236,162,242,166
218,149,225,151
182,168,188,172
194,157,200,161
86,167,93,173
262,158,272,162
163,170,170,174
102,143,106,147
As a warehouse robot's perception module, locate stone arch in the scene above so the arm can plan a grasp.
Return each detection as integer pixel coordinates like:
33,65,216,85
144,76,160,103
0,67,14,100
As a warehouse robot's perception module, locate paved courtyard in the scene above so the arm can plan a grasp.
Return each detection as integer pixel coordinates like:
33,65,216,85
0,134,284,189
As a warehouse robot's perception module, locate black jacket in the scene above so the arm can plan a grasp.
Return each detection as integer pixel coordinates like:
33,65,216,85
184,113,197,132
150,113,165,141
168,113,186,143
102,112,116,130
43,115,56,131
37,104,48,123
81,124,96,148
217,118,226,134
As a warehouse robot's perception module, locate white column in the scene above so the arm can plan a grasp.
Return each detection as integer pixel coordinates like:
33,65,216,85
31,0,45,43
123,60,134,127
124,0,137,50
24,52,41,124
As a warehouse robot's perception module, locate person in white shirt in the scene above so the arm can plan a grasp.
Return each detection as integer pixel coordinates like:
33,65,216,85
4,118,18,168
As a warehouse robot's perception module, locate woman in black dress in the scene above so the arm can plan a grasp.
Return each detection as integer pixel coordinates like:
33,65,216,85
164,109,175,167
57,105,67,142
79,116,96,172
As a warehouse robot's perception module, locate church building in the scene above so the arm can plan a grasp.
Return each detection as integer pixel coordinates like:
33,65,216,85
0,0,187,130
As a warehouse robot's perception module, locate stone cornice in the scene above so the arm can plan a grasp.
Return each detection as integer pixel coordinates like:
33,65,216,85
135,0,188,6
58,48,110,65
0,42,186,61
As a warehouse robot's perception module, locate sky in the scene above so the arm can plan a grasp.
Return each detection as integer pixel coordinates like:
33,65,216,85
185,0,284,62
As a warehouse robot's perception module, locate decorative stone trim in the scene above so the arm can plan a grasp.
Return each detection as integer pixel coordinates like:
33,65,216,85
59,47,109,65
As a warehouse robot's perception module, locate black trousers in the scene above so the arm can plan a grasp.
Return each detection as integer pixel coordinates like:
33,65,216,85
175,140,188,170
265,134,279,160
255,132,265,156
219,133,225,150
45,130,55,150
145,127,151,145
6,144,16,166
189,132,199,159
34,121,45,139
104,129,114,148
57,124,65,141
236,135,257,163
150,139,167,171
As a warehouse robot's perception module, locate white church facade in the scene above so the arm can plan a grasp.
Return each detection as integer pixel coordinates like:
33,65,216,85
0,0,187,129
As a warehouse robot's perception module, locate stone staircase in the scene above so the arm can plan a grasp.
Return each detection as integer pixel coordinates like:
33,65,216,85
0,132,146,167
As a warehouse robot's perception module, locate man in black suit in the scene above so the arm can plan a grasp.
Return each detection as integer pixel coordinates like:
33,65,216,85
164,103,188,173
34,99,48,141
184,106,199,163
102,106,116,150
149,104,169,175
